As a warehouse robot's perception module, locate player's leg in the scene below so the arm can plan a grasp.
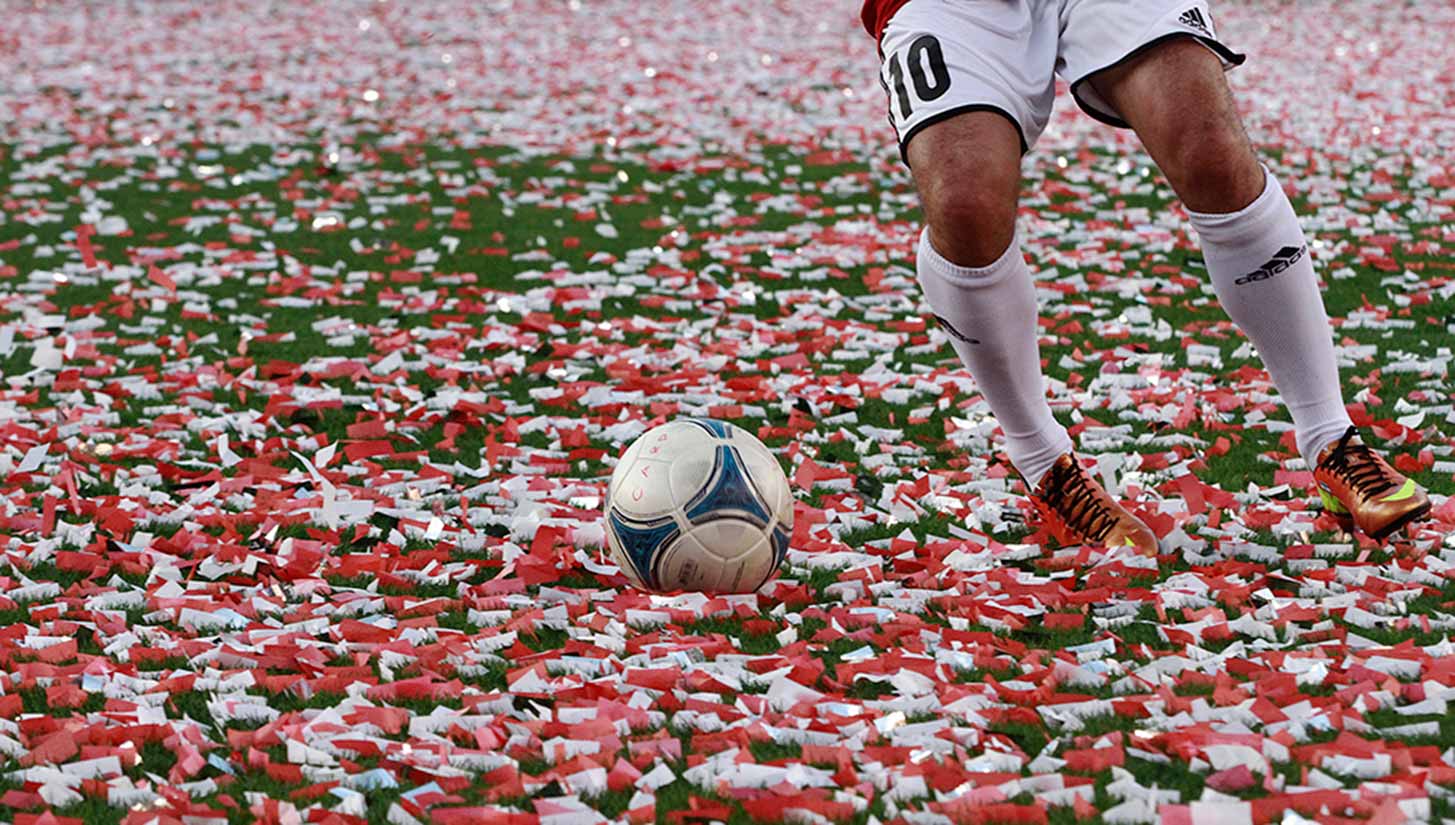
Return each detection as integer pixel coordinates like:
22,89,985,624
879,0,1072,491
907,115,1157,554
907,112,1073,488
1072,25,1428,538
1084,40,1347,462
879,0,1157,553
1060,7,1352,468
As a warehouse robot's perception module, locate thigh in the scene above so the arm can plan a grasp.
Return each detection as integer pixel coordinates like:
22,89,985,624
1086,38,1264,211
1087,37,1246,154
1056,0,1245,127
879,0,1059,165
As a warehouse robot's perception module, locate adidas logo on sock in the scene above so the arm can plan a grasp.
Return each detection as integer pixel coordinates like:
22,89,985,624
932,314,981,345
1235,244,1306,285
1178,7,1212,35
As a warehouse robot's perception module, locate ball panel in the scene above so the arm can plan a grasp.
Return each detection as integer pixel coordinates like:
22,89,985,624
642,419,721,455
639,420,722,512
698,520,775,593
609,435,678,518
610,457,679,520
656,518,775,593
667,441,720,513
606,542,647,590
774,488,794,538
605,437,639,505
731,433,792,526
770,524,791,568
684,445,771,526
652,532,719,593
683,417,733,438
615,433,648,473
605,509,678,591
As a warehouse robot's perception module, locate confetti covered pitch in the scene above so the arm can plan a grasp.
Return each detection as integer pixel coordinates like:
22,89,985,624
2,1,1454,823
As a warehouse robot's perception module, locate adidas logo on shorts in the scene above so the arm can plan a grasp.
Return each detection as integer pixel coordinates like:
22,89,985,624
1178,7,1212,36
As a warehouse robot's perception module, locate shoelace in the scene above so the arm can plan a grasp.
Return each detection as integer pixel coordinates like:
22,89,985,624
1038,459,1117,542
1323,426,1398,499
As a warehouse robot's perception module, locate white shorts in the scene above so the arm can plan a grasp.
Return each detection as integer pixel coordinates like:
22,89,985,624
878,0,1244,161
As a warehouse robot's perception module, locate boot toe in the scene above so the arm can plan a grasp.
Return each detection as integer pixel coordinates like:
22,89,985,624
1107,523,1160,556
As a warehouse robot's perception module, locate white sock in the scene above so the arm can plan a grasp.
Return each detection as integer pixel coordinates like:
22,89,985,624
916,228,1072,488
1188,168,1352,467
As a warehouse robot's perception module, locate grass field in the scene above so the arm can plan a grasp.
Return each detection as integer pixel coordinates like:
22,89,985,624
1,1,1453,823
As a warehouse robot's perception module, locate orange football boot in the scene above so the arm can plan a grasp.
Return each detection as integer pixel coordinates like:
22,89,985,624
1029,454,1160,555
1314,426,1430,541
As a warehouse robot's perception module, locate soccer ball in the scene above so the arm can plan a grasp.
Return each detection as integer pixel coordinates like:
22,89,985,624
604,418,792,594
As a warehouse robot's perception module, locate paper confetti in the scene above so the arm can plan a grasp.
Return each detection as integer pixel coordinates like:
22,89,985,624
0,0,1451,823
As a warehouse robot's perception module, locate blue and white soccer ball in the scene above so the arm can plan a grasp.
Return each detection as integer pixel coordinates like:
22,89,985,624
604,418,793,594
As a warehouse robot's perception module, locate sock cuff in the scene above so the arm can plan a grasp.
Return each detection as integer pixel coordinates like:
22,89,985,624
917,227,1025,288
1292,401,1354,468
1004,423,1074,490
1185,167,1288,244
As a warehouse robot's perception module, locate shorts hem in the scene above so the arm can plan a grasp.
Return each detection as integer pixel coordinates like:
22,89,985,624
899,104,1030,167
1069,32,1247,129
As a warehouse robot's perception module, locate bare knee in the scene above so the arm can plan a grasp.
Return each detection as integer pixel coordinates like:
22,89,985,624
919,180,1018,267
905,112,1023,267
1157,120,1265,212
